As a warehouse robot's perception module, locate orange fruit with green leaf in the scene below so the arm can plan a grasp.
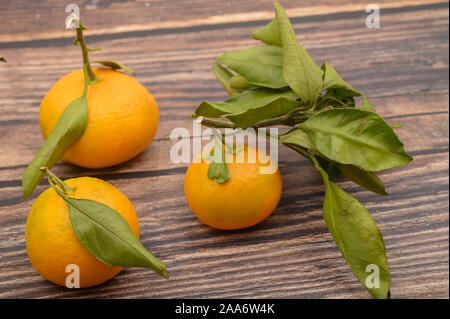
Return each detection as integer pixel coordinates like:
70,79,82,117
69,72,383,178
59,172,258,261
26,176,140,287
22,20,158,199
186,0,414,299
184,144,282,230
40,67,158,168
26,169,167,288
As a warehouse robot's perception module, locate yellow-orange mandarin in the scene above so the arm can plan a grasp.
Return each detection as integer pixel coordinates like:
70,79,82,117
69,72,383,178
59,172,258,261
184,145,282,230
40,68,159,168
26,177,139,288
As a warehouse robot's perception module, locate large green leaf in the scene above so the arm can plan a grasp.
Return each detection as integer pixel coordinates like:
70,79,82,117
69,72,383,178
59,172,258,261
281,128,387,193
322,61,361,99
274,0,323,105
22,67,92,199
280,127,315,150
299,108,413,171
195,89,300,129
212,62,240,97
216,45,287,89
63,195,168,278
319,168,390,299
22,95,88,199
291,149,390,299
281,129,341,180
316,157,341,181
251,19,282,46
337,164,387,195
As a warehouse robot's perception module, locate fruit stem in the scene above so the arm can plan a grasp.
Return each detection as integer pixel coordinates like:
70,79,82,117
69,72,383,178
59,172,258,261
74,21,100,84
40,167,75,195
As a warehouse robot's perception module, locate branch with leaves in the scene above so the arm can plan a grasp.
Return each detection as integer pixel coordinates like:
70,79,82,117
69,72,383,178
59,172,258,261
191,0,412,298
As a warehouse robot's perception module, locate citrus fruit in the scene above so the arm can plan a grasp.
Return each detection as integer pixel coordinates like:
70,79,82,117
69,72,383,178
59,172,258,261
26,176,139,288
184,144,282,230
39,67,159,168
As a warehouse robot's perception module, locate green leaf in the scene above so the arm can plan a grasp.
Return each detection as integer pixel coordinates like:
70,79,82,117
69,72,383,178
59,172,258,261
93,60,136,75
299,108,413,171
274,0,323,105
281,128,386,190
337,164,387,195
216,45,287,89
322,61,360,98
195,89,299,129
317,157,341,181
294,150,390,298
281,129,342,179
320,169,390,299
207,160,230,183
281,125,387,193
212,62,240,97
359,95,376,112
207,137,230,183
251,19,282,46
280,127,315,150
22,95,88,199
63,196,168,278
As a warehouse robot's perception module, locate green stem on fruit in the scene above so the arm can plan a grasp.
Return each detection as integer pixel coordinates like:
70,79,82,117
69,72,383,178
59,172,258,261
74,22,100,84
40,167,75,195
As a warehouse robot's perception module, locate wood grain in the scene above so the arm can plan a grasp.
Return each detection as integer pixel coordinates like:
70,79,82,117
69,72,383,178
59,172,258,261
0,0,448,298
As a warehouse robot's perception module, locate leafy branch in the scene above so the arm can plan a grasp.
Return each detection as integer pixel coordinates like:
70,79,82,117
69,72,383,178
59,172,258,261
191,0,412,298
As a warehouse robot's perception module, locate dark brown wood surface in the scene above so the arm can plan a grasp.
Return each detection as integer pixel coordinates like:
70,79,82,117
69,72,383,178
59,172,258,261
0,0,448,299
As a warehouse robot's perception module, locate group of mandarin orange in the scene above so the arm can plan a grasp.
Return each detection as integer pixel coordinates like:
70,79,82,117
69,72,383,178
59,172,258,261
18,16,281,289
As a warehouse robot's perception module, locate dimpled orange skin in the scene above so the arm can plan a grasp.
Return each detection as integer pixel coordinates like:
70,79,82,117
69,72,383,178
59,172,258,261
25,177,139,288
39,67,159,168
184,145,282,230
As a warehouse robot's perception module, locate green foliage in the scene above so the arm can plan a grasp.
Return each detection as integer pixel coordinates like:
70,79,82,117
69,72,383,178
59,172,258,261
45,171,168,279
22,66,89,199
192,0,413,298
251,19,282,46
274,0,323,106
195,89,299,129
216,45,287,89
299,108,412,171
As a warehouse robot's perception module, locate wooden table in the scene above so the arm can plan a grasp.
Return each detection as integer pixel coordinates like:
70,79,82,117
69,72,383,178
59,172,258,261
0,0,448,299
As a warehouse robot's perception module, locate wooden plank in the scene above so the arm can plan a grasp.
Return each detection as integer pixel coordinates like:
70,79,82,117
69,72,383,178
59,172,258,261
0,0,444,41
0,0,448,298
